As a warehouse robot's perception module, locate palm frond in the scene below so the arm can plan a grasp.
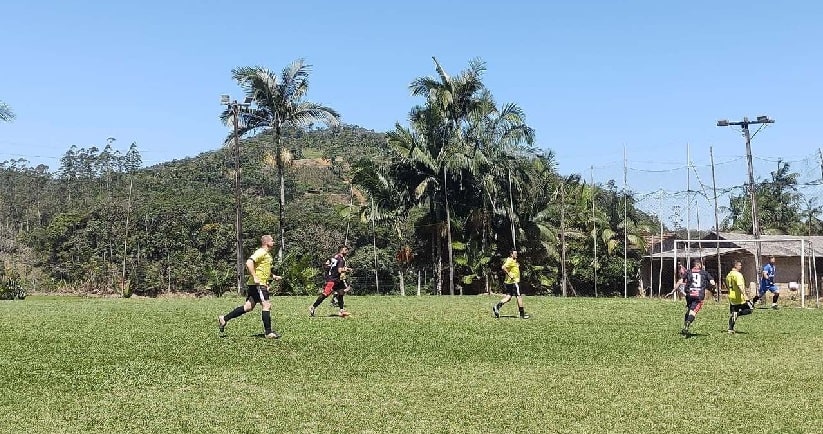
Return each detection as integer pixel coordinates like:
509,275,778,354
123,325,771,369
0,101,15,122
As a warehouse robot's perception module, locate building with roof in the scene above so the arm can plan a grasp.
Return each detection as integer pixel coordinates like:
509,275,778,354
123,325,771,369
642,231,822,305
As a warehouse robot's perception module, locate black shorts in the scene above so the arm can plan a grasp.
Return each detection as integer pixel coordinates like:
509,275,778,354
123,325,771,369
503,282,522,297
730,303,752,315
685,295,704,313
246,285,270,303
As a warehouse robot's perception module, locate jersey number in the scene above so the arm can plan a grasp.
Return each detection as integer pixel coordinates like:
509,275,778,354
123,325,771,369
690,272,702,288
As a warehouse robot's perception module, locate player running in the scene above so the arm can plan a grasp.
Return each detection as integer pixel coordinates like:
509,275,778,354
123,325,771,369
310,245,352,317
217,234,283,339
677,259,715,336
726,260,753,334
752,256,780,309
492,250,530,319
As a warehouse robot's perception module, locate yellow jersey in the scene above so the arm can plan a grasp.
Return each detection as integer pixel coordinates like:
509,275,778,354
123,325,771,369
725,269,747,305
246,247,273,285
502,257,520,284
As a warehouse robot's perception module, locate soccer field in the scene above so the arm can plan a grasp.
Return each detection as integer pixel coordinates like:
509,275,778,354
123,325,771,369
1,295,821,433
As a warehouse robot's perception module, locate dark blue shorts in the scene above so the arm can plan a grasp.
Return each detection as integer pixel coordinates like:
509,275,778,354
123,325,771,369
685,295,704,313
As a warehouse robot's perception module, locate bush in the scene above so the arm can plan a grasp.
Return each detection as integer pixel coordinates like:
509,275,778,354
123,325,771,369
273,253,322,295
0,268,25,300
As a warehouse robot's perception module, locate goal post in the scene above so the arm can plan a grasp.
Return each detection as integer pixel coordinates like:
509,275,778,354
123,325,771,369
673,238,820,308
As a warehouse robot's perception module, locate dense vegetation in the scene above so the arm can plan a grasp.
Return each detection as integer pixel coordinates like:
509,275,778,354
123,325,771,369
0,120,656,297
1,59,819,297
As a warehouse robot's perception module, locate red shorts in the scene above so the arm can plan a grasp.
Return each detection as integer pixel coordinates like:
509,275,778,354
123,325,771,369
322,280,346,297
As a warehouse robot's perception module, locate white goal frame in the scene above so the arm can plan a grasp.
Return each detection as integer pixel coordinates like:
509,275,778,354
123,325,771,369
673,238,820,308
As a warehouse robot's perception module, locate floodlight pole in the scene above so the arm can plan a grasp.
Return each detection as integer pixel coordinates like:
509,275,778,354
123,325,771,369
717,116,774,289
222,96,251,293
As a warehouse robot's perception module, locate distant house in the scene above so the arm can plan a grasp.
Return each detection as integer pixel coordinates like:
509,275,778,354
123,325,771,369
642,231,823,303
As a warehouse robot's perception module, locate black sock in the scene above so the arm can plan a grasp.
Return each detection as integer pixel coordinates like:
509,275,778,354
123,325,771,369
752,295,760,303
728,315,735,330
262,310,272,334
773,293,779,304
518,306,525,316
338,293,344,310
686,314,695,327
224,306,246,322
312,295,326,308
495,302,503,309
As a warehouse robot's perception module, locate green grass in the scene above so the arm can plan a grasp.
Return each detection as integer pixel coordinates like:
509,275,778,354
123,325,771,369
1,295,822,433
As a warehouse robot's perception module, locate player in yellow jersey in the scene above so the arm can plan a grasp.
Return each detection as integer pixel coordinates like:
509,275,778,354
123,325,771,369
492,250,529,319
217,234,283,338
725,260,753,334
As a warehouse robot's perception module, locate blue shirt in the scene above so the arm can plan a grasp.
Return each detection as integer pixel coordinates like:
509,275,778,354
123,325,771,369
761,263,775,289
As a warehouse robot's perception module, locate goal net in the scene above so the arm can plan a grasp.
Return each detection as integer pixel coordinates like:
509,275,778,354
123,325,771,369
654,237,821,308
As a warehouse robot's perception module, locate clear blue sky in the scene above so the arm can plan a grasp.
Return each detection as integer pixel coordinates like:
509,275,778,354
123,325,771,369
2,0,822,227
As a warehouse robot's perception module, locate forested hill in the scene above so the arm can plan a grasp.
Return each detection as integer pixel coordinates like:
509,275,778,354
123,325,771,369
1,123,663,297
0,124,390,296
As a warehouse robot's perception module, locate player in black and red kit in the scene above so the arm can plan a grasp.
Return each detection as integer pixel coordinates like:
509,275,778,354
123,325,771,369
677,258,716,336
309,245,352,317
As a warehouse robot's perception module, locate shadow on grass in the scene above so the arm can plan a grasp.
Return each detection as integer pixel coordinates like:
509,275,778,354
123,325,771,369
682,331,708,339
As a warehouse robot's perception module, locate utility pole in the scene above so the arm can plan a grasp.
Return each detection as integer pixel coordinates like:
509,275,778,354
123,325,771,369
221,95,252,294
623,146,628,299
717,116,775,288
709,146,721,302
591,166,597,298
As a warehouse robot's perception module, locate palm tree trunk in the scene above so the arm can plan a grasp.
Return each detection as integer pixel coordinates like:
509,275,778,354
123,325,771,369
561,182,568,297
276,125,285,261
508,169,516,249
443,167,454,296
436,246,443,295
430,196,442,295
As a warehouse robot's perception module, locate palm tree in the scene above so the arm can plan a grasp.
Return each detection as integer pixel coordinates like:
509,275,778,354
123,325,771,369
0,101,15,122
351,159,417,295
466,91,535,248
396,57,487,295
458,91,535,292
222,60,340,259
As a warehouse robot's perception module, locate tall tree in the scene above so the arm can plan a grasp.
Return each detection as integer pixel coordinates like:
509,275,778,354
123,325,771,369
395,57,487,295
722,159,803,234
223,59,340,259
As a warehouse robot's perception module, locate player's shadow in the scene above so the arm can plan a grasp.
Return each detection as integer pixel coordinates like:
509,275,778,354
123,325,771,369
496,315,520,319
249,333,283,339
682,332,707,339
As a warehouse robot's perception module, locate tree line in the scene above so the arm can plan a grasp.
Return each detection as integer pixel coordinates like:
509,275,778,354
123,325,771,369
1,58,820,297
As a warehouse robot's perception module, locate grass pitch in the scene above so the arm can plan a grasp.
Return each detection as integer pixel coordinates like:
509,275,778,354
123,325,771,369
1,295,821,433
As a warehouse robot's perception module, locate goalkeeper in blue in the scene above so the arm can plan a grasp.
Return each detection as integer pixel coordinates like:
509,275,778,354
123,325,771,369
752,256,780,309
